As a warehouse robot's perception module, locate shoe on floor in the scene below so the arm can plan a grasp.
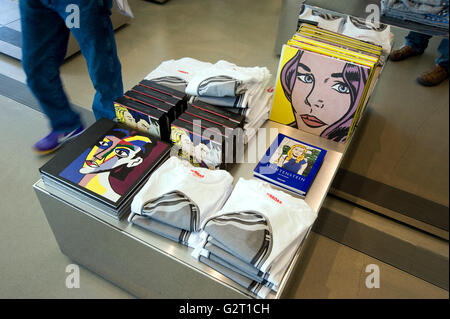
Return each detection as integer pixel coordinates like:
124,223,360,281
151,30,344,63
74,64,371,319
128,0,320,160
33,125,85,155
417,65,449,87
389,45,423,62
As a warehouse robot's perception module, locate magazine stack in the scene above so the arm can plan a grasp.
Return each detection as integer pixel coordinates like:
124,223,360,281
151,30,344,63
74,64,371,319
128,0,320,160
269,23,383,144
39,119,171,220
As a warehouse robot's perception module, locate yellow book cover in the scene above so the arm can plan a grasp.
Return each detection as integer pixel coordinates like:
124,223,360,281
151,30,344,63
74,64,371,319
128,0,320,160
299,24,383,53
298,28,382,56
294,31,381,58
291,34,379,63
287,39,376,68
269,45,371,143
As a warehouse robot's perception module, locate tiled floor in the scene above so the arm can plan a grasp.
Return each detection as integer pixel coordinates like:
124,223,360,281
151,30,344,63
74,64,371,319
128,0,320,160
0,0,448,299
0,0,21,59
0,0,19,26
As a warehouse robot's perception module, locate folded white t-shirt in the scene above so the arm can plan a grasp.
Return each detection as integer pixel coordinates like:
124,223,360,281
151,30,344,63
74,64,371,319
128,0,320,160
341,16,393,55
144,57,213,91
185,60,271,98
298,7,344,33
130,157,234,233
197,231,301,295
193,178,316,274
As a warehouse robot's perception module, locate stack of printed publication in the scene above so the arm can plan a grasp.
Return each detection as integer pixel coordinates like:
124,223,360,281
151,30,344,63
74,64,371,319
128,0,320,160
39,119,171,220
269,23,383,144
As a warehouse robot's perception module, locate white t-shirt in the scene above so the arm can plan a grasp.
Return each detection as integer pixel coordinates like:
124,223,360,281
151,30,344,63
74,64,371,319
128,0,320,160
193,178,316,273
341,16,393,55
144,57,213,91
185,60,271,98
298,7,345,33
130,157,234,232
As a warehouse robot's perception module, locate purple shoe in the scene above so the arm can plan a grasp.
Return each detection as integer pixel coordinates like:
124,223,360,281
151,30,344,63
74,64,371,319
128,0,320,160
33,125,85,155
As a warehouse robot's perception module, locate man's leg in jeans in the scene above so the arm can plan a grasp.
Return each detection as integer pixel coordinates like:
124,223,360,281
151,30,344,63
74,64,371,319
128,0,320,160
53,0,123,120
435,38,449,74
390,31,432,61
416,37,449,86
405,31,432,54
20,0,82,133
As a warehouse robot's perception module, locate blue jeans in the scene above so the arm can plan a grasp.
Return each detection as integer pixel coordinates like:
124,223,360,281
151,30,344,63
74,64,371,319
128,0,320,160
19,0,123,132
405,31,449,72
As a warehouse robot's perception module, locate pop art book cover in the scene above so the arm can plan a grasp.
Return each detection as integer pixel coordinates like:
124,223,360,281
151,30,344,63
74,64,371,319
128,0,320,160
254,133,326,196
115,102,162,138
269,45,370,144
40,118,171,208
170,120,224,170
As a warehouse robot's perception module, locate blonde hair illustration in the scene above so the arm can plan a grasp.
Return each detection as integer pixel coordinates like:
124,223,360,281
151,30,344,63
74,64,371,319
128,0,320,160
286,144,307,163
114,104,128,122
171,126,194,161
171,126,189,145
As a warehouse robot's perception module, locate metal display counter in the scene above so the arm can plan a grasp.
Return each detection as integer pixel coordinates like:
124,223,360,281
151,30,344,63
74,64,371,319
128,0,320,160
33,0,389,296
34,121,349,299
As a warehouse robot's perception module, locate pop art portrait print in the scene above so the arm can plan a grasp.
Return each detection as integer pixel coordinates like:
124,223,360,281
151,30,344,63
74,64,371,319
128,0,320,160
59,128,154,202
270,46,369,143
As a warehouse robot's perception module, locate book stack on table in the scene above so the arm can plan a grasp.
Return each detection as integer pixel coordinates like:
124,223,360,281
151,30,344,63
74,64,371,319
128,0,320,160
114,79,188,142
39,119,171,220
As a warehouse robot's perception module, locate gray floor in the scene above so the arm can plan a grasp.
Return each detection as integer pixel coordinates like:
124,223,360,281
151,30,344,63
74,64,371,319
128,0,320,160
0,0,448,299
0,95,133,298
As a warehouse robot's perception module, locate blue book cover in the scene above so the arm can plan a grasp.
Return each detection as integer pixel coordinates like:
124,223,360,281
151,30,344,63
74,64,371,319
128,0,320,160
253,133,327,196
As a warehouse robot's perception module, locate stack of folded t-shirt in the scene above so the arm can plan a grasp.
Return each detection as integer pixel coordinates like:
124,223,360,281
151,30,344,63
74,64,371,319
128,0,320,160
145,58,274,143
128,156,234,247
341,16,394,58
144,57,213,91
192,178,316,298
298,6,345,33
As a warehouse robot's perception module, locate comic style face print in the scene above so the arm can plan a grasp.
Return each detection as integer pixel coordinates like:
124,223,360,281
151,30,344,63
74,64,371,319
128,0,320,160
79,135,149,175
291,53,352,137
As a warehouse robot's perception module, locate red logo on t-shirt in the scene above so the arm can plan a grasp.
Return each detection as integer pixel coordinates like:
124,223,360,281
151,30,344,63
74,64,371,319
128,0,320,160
267,86,274,93
191,170,205,178
267,193,282,204
178,70,189,74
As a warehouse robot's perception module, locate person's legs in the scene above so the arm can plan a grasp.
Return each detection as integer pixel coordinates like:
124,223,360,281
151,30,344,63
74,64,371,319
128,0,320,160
19,0,82,133
417,38,449,86
404,31,432,53
435,38,449,73
53,0,123,120
390,31,432,61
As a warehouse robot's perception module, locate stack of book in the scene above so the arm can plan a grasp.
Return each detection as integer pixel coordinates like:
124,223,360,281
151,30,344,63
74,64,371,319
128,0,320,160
114,77,247,170
39,119,171,220
270,23,382,144
114,80,188,142
170,99,245,170
255,24,383,197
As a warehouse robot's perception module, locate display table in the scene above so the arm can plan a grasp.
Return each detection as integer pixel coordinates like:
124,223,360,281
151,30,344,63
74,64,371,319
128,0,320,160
34,121,348,299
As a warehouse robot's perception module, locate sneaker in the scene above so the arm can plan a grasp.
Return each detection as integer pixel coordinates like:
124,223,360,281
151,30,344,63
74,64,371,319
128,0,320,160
389,45,423,62
33,125,85,155
417,65,449,87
